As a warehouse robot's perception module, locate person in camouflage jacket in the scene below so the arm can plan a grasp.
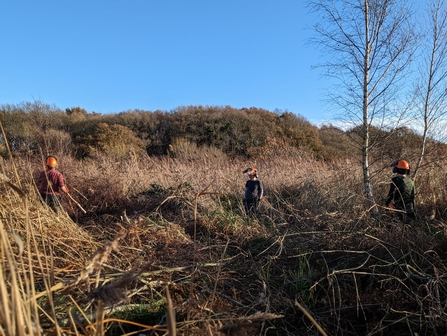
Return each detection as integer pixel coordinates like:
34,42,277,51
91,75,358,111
385,159,415,221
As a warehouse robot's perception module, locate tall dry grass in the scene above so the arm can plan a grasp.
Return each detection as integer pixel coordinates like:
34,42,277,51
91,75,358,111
0,156,100,335
1,146,447,335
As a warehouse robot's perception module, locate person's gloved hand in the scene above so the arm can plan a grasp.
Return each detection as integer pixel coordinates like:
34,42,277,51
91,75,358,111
387,204,395,209
64,187,70,193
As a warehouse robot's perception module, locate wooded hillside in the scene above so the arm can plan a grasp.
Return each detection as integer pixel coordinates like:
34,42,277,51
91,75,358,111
2,101,444,165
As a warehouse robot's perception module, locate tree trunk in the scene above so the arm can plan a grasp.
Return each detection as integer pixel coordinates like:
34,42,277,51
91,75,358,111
362,0,379,217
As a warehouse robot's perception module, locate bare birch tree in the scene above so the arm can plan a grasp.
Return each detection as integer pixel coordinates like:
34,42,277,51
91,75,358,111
308,0,416,216
412,0,447,179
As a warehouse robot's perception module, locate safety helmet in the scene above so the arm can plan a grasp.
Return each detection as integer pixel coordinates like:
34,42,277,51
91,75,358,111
391,159,410,174
396,160,410,170
46,156,58,169
243,167,257,177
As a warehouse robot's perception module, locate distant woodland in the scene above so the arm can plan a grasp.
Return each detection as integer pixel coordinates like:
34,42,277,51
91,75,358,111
1,101,443,167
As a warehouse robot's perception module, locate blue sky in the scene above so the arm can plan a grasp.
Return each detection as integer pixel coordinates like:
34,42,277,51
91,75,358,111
0,1,332,125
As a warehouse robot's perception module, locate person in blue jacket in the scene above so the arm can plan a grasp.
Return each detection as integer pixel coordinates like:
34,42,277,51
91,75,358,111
243,167,263,215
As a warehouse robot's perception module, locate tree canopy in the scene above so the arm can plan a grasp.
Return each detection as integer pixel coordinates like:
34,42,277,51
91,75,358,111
1,102,444,165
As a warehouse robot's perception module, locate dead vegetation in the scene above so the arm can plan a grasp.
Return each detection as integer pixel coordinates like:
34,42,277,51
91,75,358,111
1,151,447,335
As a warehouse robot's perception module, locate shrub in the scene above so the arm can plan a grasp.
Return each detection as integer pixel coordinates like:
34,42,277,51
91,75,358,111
74,123,147,159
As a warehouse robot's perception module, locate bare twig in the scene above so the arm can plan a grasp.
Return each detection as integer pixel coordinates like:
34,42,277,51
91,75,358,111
66,193,87,213
295,300,328,336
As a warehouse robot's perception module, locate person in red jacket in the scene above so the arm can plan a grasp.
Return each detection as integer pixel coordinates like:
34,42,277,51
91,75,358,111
38,156,70,213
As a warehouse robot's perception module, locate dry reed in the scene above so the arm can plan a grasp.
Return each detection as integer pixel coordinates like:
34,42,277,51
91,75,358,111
1,148,447,335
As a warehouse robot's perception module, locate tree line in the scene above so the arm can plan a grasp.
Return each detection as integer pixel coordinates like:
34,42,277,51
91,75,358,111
1,101,442,166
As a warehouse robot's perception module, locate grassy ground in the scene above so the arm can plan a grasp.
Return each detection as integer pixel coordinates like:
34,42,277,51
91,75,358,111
1,151,447,335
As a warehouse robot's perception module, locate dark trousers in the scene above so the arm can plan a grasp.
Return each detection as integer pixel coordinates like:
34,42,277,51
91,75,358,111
396,202,415,222
244,198,259,215
40,193,63,213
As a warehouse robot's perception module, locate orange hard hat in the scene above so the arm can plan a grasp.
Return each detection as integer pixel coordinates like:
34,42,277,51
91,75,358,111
243,167,257,176
396,160,410,170
46,156,58,169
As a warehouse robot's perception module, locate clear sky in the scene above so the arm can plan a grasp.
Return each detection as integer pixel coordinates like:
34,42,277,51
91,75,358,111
0,1,332,126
